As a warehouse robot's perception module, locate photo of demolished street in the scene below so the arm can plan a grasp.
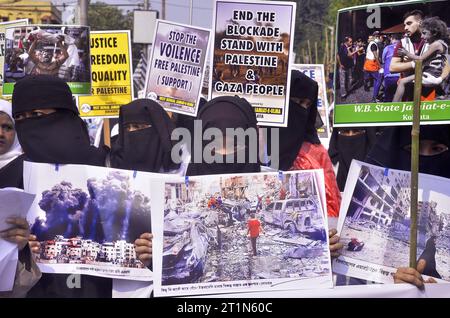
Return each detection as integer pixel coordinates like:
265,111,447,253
339,164,450,282
161,172,331,287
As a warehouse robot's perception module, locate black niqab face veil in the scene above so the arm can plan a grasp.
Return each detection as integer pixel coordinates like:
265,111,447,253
186,96,260,176
290,71,321,146
111,99,178,172
328,128,378,191
269,70,321,171
12,75,107,166
366,125,450,179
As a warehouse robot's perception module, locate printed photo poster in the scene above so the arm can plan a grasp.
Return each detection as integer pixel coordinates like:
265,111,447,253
210,0,296,127
3,25,91,95
333,160,450,284
0,19,28,97
333,0,450,127
292,64,331,139
23,161,155,281
77,31,133,118
152,170,332,297
145,20,210,117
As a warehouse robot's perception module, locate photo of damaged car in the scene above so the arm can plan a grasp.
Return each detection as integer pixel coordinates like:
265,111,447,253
261,198,326,240
156,170,333,297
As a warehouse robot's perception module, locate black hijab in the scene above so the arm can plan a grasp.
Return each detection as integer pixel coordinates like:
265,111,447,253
12,75,107,166
110,99,178,172
269,70,321,171
366,125,450,178
186,96,260,176
328,128,379,191
418,236,441,279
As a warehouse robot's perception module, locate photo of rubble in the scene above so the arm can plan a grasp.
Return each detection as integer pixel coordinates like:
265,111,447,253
161,171,331,294
338,162,450,282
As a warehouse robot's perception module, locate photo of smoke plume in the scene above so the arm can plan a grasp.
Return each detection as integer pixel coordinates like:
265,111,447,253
334,0,450,122
24,162,153,280
3,24,91,95
334,161,450,283
157,171,332,296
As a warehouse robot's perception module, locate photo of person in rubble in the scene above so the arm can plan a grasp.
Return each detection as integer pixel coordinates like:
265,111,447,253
161,172,331,291
335,1,450,105
3,25,91,84
247,212,264,256
338,162,450,283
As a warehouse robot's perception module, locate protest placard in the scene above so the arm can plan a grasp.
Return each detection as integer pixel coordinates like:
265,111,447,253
24,162,154,281
334,160,450,284
152,170,332,297
145,20,210,117
333,0,450,127
77,30,133,118
210,0,296,127
0,19,28,98
3,25,91,95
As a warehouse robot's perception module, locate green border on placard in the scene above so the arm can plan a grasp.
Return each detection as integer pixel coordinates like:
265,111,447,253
3,82,91,95
334,101,450,125
333,0,449,126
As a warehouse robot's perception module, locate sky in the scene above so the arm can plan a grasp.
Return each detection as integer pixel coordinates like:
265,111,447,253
51,0,215,28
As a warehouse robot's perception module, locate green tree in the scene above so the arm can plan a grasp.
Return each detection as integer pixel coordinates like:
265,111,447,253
88,2,143,68
88,2,130,30
293,0,329,64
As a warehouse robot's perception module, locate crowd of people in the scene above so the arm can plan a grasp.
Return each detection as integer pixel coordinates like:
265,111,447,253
336,10,450,104
1,9,449,298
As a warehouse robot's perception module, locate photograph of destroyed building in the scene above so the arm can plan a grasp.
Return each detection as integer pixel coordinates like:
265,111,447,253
38,235,144,268
161,172,330,286
25,164,153,279
339,163,450,281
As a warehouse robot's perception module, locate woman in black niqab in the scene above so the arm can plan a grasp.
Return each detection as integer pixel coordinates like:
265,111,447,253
267,70,321,171
12,75,108,166
366,125,450,178
110,99,179,172
12,75,111,298
328,127,379,191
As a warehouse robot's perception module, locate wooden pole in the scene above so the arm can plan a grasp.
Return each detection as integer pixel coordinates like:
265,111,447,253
103,118,111,148
307,40,312,64
324,27,328,66
330,27,335,67
315,41,318,65
409,60,422,269
162,0,166,20
79,0,88,25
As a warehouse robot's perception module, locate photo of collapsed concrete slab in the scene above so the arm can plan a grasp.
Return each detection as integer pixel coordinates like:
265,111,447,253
338,163,450,282
161,172,331,287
